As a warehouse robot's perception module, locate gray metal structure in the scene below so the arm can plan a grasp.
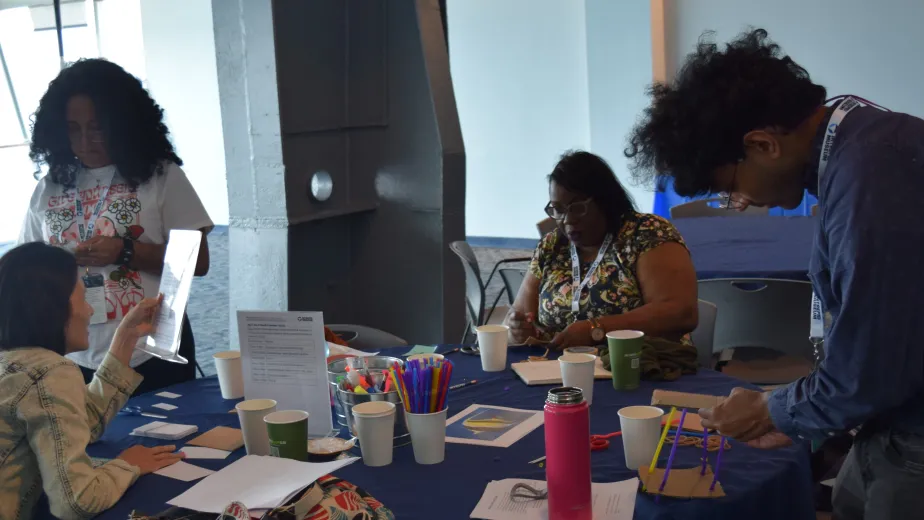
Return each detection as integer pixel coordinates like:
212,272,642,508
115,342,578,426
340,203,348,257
214,0,465,346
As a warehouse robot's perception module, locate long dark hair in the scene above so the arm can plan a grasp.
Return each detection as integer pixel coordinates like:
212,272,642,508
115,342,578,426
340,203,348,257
549,150,636,233
29,58,182,188
0,243,77,355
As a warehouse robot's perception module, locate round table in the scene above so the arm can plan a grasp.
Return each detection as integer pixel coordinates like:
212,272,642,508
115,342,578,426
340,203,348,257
673,216,816,280
84,346,814,520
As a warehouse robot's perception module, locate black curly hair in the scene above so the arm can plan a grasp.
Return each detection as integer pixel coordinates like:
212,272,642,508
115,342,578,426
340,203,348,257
625,28,826,197
29,58,182,188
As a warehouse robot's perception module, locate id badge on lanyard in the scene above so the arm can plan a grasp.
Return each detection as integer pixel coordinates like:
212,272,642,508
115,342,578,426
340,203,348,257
809,97,863,364
69,176,115,325
570,234,613,313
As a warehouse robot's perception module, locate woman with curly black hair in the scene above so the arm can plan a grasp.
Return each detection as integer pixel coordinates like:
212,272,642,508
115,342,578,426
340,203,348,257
18,58,213,395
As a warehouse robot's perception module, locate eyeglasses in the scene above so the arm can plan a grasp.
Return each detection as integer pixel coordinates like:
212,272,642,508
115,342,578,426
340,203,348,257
718,161,747,210
67,128,105,144
544,198,592,221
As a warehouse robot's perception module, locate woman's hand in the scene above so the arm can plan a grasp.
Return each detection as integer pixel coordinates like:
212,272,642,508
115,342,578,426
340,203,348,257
74,236,122,267
504,309,537,344
117,444,184,475
550,320,593,350
116,294,163,338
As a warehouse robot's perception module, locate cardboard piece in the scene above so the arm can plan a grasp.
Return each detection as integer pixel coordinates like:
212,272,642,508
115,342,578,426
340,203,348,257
186,426,244,452
511,358,611,386
638,466,725,498
651,389,724,410
663,411,706,432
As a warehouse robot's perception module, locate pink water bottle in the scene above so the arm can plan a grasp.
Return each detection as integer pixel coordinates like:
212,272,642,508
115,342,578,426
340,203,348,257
544,387,592,520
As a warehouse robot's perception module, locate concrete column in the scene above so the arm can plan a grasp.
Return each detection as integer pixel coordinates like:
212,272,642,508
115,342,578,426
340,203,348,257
212,0,288,348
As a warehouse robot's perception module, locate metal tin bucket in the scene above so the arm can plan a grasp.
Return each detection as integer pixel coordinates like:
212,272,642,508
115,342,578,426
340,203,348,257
327,356,406,433
334,383,410,446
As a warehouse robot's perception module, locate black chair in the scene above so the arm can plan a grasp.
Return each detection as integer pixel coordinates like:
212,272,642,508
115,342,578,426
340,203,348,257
449,241,529,343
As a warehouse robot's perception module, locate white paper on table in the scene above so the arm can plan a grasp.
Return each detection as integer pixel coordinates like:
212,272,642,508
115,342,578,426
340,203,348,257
168,455,359,513
180,446,231,459
152,403,178,411
156,391,182,399
327,342,379,358
139,230,201,363
154,461,215,482
470,478,638,520
445,404,544,448
237,311,334,438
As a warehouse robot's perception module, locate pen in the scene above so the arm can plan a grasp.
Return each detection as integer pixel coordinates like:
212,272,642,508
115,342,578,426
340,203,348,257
141,412,168,419
449,379,478,390
444,348,461,355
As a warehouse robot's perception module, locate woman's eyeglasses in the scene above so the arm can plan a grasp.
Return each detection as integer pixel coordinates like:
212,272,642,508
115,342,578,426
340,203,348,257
544,198,592,221
718,161,745,210
67,128,105,144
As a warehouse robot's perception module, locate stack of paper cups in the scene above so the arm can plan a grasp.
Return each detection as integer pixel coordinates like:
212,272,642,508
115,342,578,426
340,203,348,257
617,405,665,470
406,408,448,464
213,351,245,399
352,401,397,467
559,353,597,405
476,324,509,372
235,399,277,456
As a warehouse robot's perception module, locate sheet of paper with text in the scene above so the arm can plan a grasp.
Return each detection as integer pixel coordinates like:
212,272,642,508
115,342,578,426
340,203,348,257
139,229,201,363
237,311,333,437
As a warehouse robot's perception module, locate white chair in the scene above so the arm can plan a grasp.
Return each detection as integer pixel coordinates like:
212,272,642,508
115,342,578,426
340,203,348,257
697,278,814,384
670,198,770,219
690,299,718,369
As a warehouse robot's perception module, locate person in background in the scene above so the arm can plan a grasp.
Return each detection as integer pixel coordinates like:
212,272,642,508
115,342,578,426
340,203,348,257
504,150,698,349
625,28,924,518
0,243,184,520
20,58,213,395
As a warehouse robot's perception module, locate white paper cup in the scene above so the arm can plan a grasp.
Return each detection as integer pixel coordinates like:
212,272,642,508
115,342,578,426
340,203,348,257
407,353,445,364
618,405,665,470
405,408,448,464
476,324,509,372
559,353,597,405
213,351,245,399
235,399,277,456
352,401,396,467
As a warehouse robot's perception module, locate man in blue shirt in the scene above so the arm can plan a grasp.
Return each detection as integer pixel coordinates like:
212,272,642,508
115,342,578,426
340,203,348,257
626,28,924,518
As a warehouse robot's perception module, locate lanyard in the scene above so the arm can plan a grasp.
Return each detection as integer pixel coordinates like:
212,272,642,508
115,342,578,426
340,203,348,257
69,173,115,244
809,97,863,362
570,233,613,313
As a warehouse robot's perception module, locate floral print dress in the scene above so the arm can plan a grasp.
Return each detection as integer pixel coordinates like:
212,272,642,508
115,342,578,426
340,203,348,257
528,212,690,343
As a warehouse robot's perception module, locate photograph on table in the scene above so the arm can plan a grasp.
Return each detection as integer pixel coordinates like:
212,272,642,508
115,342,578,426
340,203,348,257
445,404,544,448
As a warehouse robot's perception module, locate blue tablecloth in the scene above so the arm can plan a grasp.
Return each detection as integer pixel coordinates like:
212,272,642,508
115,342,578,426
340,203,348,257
673,216,816,281
86,347,814,520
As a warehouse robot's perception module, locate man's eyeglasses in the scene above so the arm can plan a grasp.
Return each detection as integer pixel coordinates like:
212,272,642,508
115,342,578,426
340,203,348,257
718,161,745,210
544,198,592,221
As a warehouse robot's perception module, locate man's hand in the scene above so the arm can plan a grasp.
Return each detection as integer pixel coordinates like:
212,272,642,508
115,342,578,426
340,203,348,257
74,236,122,267
550,320,592,350
504,310,537,345
746,430,794,450
699,387,775,441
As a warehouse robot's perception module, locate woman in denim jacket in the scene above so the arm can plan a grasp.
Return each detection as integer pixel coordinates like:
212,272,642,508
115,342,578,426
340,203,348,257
0,243,184,519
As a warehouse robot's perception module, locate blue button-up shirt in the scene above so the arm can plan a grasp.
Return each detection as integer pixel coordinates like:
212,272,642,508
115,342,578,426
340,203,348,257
768,104,924,440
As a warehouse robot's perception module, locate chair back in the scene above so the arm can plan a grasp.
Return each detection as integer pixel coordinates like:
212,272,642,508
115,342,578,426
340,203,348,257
670,198,770,219
536,218,557,237
696,278,813,361
449,241,486,326
498,268,526,305
690,299,718,369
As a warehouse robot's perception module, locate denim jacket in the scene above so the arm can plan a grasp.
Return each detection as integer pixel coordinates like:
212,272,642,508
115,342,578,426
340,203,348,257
0,348,143,519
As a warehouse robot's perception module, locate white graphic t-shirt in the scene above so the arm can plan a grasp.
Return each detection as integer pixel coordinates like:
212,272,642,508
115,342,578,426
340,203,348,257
18,162,213,369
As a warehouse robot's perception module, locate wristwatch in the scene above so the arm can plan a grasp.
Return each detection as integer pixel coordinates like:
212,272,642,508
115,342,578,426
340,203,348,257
589,317,606,343
117,237,135,267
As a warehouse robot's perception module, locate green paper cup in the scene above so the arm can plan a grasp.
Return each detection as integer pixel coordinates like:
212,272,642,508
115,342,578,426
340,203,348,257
264,410,309,461
606,330,644,390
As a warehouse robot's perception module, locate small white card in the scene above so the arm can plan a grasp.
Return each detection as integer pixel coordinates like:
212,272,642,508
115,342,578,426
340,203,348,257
156,391,182,399
155,461,215,482
152,403,178,411
181,446,231,460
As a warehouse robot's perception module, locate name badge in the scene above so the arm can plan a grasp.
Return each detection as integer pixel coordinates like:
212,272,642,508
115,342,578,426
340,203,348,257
82,273,108,325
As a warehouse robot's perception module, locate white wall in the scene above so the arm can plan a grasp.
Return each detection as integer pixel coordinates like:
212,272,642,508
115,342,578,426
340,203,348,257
666,0,924,120
585,0,654,213
449,0,591,239
139,0,229,225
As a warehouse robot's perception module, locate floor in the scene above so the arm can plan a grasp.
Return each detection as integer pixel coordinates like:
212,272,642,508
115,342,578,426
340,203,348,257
188,230,532,377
